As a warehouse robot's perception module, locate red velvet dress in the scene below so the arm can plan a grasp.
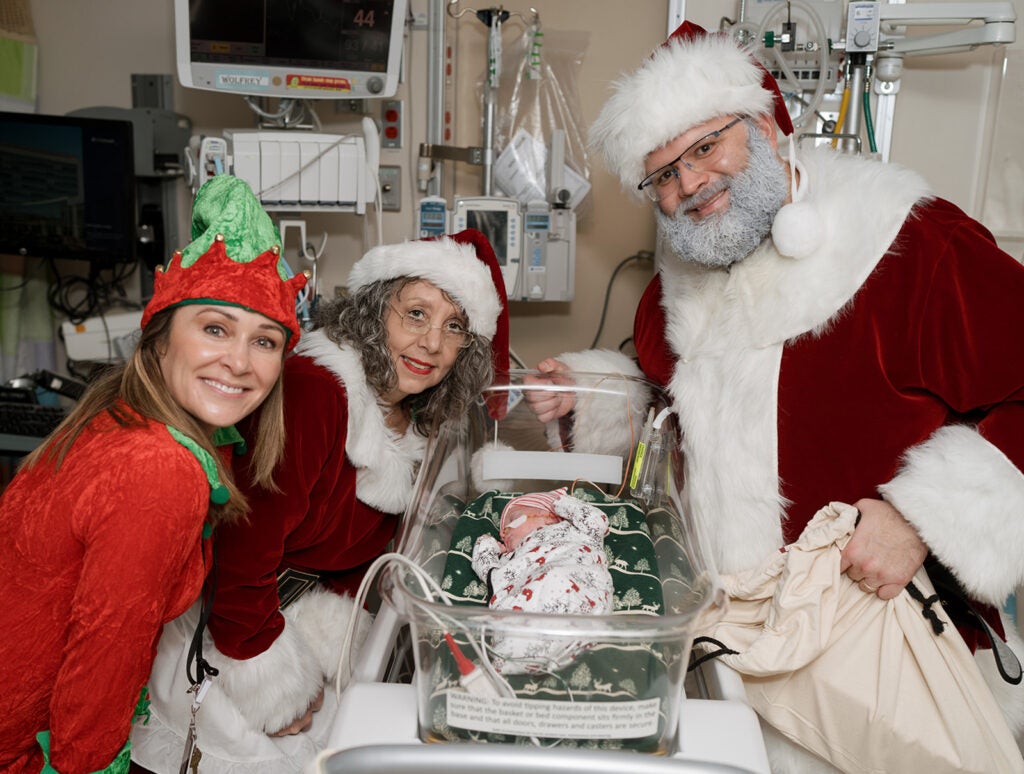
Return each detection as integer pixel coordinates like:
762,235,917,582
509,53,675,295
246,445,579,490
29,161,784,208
210,351,402,659
0,408,214,774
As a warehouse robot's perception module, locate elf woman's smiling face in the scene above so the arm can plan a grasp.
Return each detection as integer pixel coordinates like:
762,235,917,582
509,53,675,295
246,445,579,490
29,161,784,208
379,279,466,406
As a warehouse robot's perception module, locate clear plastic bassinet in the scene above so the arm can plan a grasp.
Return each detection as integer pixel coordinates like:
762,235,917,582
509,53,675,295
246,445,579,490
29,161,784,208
379,370,725,755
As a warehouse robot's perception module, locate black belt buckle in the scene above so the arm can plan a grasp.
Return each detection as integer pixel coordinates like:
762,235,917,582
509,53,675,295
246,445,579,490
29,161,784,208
277,567,321,610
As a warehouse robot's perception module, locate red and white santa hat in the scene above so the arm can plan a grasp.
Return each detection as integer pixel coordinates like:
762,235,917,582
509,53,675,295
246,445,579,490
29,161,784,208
590,21,793,202
590,21,823,259
347,228,510,378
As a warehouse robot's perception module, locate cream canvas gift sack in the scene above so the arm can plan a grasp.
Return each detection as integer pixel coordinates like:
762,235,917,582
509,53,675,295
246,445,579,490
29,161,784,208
697,502,1024,774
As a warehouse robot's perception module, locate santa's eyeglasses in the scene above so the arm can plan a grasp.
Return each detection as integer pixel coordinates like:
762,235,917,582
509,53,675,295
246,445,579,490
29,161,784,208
637,116,746,202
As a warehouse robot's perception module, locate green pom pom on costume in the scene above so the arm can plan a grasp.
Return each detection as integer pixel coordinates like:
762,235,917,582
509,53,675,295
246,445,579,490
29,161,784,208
210,484,230,505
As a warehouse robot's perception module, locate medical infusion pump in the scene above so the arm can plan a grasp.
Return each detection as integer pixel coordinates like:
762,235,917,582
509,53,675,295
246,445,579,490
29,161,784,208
421,195,575,302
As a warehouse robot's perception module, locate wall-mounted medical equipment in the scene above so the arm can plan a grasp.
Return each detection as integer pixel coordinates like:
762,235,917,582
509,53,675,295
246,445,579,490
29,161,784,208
443,195,575,302
417,195,449,238
732,0,1016,160
185,117,381,215
416,3,578,302
173,0,408,100
452,196,522,294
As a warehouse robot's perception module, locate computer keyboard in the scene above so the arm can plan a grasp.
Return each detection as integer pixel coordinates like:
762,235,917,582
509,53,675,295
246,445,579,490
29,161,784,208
0,401,68,440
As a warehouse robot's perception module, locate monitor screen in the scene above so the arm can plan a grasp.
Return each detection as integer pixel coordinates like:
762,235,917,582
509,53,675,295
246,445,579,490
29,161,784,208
175,0,407,100
0,111,137,269
467,210,509,266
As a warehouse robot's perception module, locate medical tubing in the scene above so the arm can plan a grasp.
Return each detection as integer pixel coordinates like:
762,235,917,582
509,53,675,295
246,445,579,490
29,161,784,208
333,552,449,695
333,551,512,699
832,82,851,149
862,81,878,154
755,0,830,129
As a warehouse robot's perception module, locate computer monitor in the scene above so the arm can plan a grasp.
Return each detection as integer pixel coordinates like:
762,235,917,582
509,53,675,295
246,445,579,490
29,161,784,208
175,0,408,100
0,111,137,270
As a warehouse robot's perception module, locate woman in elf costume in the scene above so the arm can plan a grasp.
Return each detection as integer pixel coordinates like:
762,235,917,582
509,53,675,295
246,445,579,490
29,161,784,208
130,230,509,772
0,175,307,774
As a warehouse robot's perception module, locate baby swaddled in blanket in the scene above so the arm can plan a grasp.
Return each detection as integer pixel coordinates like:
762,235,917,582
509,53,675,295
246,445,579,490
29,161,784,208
470,488,615,672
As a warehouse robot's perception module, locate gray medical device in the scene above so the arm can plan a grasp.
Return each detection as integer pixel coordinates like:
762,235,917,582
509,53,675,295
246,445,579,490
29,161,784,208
521,202,576,302
452,197,522,299
417,196,449,238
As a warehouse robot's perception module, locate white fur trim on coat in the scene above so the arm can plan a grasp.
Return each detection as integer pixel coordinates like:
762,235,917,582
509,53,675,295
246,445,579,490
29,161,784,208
296,330,426,514
206,621,322,734
879,424,1024,606
347,237,500,338
590,33,772,199
284,586,372,682
657,149,931,574
554,349,648,458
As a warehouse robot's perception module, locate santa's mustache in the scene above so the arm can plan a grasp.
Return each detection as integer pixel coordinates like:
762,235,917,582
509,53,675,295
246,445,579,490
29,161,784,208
678,177,731,216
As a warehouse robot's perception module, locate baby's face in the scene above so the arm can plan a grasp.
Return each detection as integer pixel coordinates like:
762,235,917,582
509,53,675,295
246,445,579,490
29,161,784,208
500,505,561,551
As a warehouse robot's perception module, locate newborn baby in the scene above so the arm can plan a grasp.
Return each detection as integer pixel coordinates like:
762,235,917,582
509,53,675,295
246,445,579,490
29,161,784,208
471,488,614,616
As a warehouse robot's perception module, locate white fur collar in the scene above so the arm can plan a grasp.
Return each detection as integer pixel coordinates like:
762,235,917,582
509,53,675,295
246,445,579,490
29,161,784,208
295,330,425,514
658,150,932,572
658,148,933,360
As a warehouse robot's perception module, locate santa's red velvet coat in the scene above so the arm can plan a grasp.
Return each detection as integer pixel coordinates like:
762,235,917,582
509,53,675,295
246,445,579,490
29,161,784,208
0,408,214,774
560,147,1024,734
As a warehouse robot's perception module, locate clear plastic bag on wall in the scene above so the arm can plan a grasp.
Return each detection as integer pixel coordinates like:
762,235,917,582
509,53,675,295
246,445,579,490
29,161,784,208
491,26,592,219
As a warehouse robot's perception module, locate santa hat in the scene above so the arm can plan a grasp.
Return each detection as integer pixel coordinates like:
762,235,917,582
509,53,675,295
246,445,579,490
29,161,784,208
500,487,568,535
591,21,822,259
347,229,510,378
141,175,308,350
590,21,793,202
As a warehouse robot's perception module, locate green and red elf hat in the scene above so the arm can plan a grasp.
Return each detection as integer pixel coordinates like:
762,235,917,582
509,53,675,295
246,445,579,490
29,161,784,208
141,175,308,350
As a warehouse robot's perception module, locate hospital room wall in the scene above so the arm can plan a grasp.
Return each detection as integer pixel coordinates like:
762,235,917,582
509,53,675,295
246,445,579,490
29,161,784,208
26,0,1024,371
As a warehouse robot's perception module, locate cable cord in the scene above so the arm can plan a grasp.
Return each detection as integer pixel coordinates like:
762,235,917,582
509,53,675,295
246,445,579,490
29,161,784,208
332,551,538,713
589,251,653,349
862,82,878,154
46,257,139,325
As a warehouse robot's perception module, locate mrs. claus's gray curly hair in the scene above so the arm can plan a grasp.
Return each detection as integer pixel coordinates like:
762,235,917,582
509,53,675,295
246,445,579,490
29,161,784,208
313,277,494,436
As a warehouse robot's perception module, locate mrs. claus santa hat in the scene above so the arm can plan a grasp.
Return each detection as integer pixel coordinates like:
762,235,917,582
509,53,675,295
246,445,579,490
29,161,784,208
590,21,819,258
347,228,510,379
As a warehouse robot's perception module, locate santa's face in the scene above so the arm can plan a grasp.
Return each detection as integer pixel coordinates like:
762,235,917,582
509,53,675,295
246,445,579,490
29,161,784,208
647,115,790,268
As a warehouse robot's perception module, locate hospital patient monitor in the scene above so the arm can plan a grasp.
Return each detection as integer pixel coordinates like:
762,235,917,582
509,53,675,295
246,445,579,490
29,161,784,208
174,0,407,100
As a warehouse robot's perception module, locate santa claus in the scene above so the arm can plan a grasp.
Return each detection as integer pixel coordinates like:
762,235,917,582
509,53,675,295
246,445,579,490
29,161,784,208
528,20,1024,773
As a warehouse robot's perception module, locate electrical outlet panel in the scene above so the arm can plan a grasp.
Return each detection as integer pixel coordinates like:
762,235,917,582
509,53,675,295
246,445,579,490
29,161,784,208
381,99,402,149
378,165,402,211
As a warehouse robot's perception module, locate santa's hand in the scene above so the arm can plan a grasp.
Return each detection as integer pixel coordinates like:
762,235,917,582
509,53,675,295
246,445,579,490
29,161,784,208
268,687,324,737
524,359,576,423
840,498,927,600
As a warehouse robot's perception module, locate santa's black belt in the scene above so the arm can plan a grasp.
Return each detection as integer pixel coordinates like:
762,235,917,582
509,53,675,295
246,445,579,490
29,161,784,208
276,567,322,610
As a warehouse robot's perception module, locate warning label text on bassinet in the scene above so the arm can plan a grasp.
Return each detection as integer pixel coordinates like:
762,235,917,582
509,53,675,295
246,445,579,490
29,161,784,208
445,692,660,739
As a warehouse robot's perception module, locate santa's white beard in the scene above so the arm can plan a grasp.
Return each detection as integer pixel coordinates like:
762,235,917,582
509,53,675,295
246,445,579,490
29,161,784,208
656,128,789,269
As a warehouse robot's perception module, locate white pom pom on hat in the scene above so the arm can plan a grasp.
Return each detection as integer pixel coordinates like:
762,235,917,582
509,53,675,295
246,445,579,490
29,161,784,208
771,148,824,259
